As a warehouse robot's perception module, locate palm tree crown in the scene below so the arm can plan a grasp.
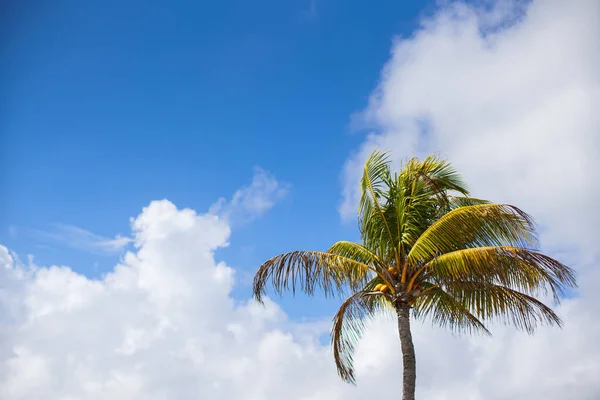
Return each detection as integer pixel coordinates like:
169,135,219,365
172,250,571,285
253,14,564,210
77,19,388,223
253,151,576,398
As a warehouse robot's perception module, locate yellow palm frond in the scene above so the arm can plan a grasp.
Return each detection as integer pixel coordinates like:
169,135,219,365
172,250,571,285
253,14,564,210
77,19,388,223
328,240,395,286
423,246,576,301
408,204,538,266
328,241,384,269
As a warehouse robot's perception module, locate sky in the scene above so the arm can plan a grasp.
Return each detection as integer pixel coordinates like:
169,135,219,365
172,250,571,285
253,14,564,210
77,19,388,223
1,0,599,399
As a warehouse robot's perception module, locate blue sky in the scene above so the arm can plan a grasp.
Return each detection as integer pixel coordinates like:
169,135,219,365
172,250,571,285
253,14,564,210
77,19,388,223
1,1,599,398
2,0,435,318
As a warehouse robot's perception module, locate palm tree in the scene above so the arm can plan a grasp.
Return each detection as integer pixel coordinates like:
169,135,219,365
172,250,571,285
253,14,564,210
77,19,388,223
252,151,576,400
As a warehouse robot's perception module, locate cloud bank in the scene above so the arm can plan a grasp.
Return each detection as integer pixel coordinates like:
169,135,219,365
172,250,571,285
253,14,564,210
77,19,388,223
0,203,598,399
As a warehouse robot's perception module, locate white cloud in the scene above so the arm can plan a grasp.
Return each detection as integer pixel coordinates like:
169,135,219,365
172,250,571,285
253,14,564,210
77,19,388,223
211,166,289,225
1,197,600,398
0,201,321,399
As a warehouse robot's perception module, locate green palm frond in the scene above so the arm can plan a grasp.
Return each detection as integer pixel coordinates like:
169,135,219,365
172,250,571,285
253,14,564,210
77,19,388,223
448,196,490,210
407,204,538,266
358,152,474,265
442,281,563,333
328,241,383,268
423,247,577,301
328,240,399,293
328,240,389,280
331,291,394,384
403,154,470,198
412,283,491,335
394,156,470,255
252,251,373,304
359,150,397,261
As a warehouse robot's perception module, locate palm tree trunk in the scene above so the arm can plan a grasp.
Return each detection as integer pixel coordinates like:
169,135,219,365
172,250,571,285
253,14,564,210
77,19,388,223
397,303,416,400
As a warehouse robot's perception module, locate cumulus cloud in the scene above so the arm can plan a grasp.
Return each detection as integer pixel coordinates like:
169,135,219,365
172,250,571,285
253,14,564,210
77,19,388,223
1,199,599,399
0,201,337,399
211,167,289,226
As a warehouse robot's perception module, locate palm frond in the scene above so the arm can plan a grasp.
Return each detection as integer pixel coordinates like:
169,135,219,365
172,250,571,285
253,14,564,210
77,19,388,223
424,247,577,301
359,150,398,262
252,251,373,304
442,281,563,333
448,196,490,210
359,150,392,204
394,156,470,254
408,204,538,266
328,241,394,285
331,291,393,384
328,241,384,269
406,154,470,197
412,282,491,335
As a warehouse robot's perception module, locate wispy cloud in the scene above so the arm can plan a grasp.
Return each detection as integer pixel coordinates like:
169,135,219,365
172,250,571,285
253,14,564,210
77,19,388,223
300,0,318,21
210,167,289,226
30,224,132,256
24,168,286,254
